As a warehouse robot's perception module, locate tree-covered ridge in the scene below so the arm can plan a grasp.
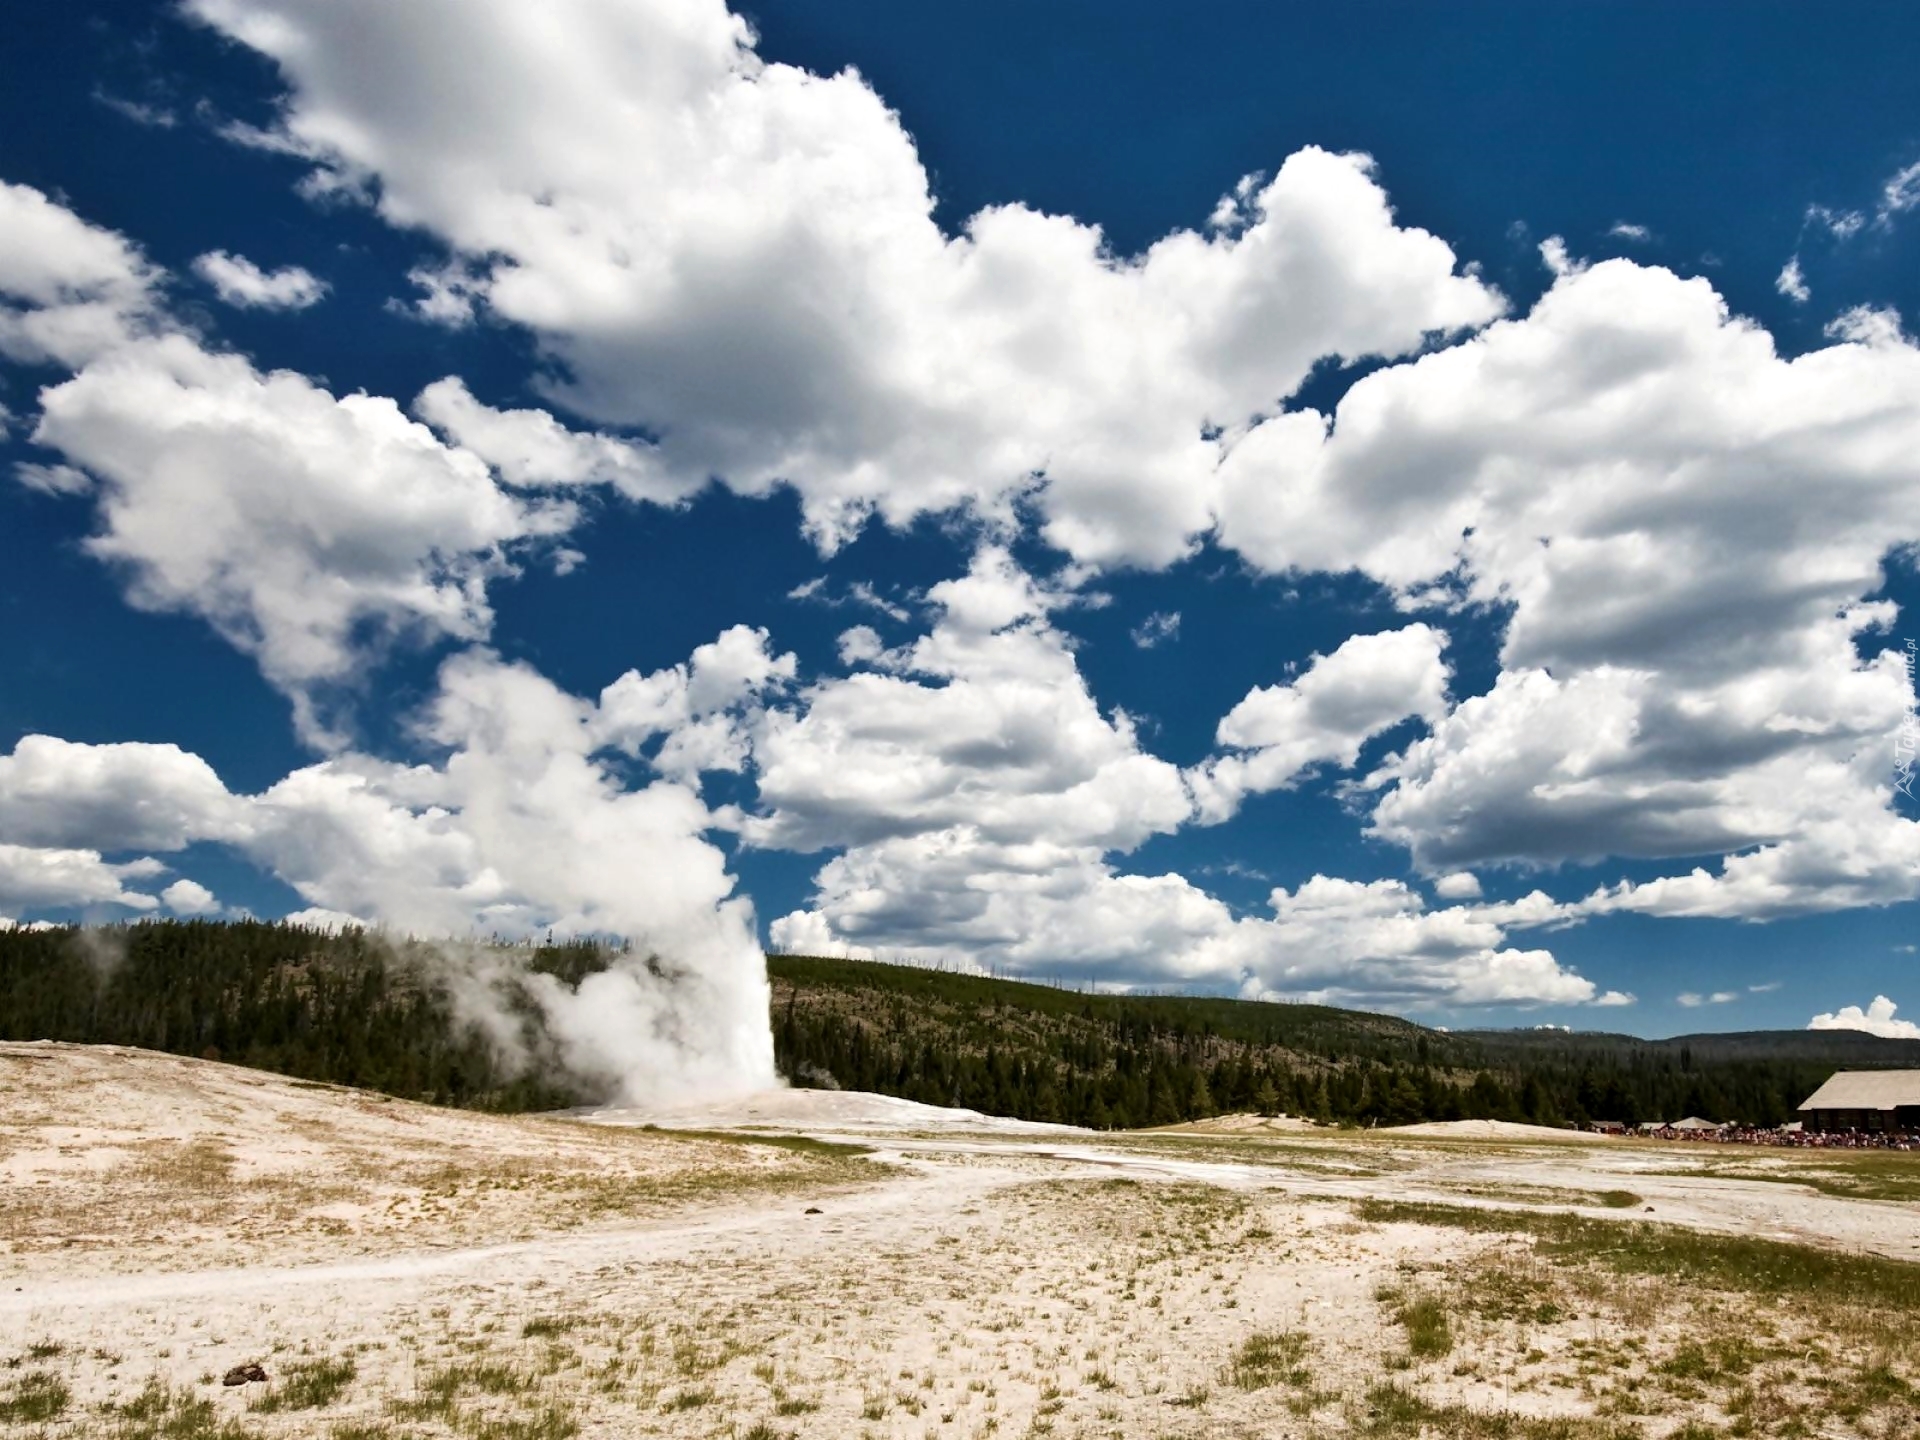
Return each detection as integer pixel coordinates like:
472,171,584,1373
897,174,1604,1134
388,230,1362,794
0,919,596,1111
766,955,1920,1129
4,922,1917,1128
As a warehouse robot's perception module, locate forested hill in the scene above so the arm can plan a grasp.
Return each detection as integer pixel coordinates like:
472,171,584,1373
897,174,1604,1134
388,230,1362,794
767,954,1920,1129
4,921,1916,1128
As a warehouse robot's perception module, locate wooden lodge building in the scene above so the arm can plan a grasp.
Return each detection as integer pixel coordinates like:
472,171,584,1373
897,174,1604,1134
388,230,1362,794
1797,1070,1920,1133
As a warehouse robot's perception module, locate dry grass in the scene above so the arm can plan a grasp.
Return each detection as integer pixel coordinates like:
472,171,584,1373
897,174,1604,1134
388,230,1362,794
9,1045,1920,1439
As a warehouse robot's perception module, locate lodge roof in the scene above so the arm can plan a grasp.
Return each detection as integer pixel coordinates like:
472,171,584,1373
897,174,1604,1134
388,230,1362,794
1797,1070,1920,1112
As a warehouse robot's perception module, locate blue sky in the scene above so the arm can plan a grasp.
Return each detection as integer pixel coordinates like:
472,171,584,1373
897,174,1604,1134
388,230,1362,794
3,0,1920,1043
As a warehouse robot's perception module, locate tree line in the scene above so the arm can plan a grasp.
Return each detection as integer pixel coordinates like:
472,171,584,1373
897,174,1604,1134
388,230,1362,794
767,957,1864,1129
3,923,1913,1129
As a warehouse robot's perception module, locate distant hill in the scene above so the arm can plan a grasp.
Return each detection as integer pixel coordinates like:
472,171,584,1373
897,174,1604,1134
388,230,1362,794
1466,1025,1920,1067
3,921,1913,1128
768,954,1920,1129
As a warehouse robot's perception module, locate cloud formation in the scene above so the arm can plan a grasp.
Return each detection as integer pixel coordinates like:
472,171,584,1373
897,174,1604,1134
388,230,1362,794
192,251,329,310
1808,994,1920,1039
186,0,1501,565
6,0,1920,1026
1189,624,1449,823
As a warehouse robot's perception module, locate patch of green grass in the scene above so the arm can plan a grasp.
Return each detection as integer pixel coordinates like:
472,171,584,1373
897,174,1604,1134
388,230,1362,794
1640,1150,1920,1203
644,1127,872,1159
520,1315,586,1340
391,1361,536,1423
1225,1330,1310,1390
1355,1199,1920,1313
111,1379,266,1440
1595,1189,1641,1209
663,1386,715,1411
463,1406,578,1440
252,1355,357,1412
1374,1287,1453,1360
0,1369,69,1423
1357,1382,1643,1438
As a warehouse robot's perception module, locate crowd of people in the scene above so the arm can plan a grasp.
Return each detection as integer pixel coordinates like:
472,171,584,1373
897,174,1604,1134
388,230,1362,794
1617,1122,1918,1150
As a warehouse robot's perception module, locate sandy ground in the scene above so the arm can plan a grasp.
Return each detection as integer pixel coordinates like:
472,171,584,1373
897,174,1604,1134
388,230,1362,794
4,1045,1918,1439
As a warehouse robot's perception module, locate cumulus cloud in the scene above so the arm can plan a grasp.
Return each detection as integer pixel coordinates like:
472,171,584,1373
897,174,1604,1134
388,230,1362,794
758,554,1602,1008
414,376,697,505
0,180,162,366
11,0,1920,1016
161,878,221,915
192,251,329,310
1808,994,1920,1039
1212,258,1920,916
0,188,591,745
598,624,796,782
33,336,577,743
0,735,251,850
1608,222,1652,242
186,0,1501,564
0,843,164,914
1223,876,1606,1009
750,548,1190,855
1188,624,1449,823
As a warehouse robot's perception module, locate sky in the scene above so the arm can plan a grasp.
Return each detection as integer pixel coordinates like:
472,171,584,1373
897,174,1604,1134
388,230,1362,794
3,0,1920,1047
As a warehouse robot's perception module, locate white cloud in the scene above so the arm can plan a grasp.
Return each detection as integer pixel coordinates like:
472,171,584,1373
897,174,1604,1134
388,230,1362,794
1676,990,1736,1008
1824,304,1907,348
14,462,92,496
1433,872,1481,900
186,0,1501,566
161,878,221,915
414,376,696,505
0,646,784,1102
192,250,329,310
0,734,251,850
1878,160,1920,223
2,188,591,746
1808,994,1920,1039
1608,222,1652,243
1225,876,1603,1009
1213,256,1920,916
749,548,1190,856
94,91,180,129
0,843,164,913
1806,204,1865,241
0,180,162,367
836,625,885,666
757,554,1601,1008
1129,611,1181,648
597,624,796,782
33,334,577,743
1189,624,1449,823
1775,255,1809,303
